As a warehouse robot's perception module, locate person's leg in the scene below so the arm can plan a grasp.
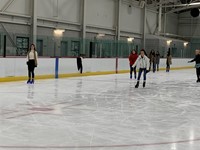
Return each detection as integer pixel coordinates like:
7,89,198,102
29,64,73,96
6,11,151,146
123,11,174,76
149,62,151,71
166,62,169,72
80,64,83,74
27,66,31,83
30,67,35,84
135,68,142,88
130,66,133,79
196,68,200,82
32,67,35,78
133,66,137,79
78,65,80,71
157,63,159,71
153,62,156,72
143,69,147,87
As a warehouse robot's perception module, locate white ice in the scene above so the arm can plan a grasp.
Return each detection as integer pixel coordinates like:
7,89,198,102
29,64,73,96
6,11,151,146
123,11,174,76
0,69,200,150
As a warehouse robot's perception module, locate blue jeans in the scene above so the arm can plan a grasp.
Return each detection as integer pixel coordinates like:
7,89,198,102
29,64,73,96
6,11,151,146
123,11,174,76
137,68,147,81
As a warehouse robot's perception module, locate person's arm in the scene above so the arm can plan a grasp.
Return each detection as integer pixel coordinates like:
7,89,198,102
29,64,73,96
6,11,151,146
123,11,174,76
27,51,29,61
132,56,139,68
146,56,150,70
34,51,38,66
26,51,30,64
128,55,132,62
169,56,172,64
188,56,196,63
35,51,38,60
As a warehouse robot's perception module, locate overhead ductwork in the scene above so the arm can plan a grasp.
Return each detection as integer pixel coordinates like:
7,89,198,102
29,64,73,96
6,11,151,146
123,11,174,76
180,0,191,4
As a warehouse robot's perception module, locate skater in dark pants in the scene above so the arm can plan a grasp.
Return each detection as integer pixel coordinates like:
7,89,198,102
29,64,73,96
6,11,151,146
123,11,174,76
128,50,138,79
149,50,156,72
132,49,150,88
26,44,38,84
155,51,160,71
166,49,172,72
77,54,83,74
188,49,200,82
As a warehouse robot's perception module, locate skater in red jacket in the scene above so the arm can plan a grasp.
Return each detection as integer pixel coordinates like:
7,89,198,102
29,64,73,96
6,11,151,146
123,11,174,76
129,50,138,79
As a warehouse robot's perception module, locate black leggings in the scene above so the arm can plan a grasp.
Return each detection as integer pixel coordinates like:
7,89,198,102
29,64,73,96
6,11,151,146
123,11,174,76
28,60,35,79
166,62,170,71
130,66,136,76
78,64,83,74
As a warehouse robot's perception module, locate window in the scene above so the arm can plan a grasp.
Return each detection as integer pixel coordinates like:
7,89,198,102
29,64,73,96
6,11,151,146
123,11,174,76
16,37,29,56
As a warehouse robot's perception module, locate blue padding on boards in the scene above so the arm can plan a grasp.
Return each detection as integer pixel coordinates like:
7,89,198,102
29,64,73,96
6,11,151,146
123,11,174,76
55,57,59,78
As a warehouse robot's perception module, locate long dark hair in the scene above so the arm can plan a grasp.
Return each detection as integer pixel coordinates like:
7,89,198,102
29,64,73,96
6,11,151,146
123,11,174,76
29,44,36,51
140,49,147,56
156,51,160,56
131,49,137,54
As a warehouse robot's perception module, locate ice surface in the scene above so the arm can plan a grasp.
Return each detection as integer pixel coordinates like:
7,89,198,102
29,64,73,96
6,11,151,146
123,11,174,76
0,69,200,150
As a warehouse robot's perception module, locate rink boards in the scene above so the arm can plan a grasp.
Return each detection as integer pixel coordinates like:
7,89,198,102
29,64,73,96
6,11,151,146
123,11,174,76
0,58,194,82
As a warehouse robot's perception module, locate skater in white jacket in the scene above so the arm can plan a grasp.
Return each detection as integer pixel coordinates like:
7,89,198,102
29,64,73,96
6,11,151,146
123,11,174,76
132,49,150,88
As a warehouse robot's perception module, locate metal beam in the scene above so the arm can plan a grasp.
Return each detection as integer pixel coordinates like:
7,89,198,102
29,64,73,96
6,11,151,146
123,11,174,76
1,0,15,12
146,18,152,34
166,4,200,14
0,23,17,47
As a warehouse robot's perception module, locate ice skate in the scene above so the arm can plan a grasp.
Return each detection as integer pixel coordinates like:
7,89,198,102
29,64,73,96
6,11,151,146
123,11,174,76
135,81,139,88
30,79,34,84
130,74,132,79
143,82,146,88
27,79,31,84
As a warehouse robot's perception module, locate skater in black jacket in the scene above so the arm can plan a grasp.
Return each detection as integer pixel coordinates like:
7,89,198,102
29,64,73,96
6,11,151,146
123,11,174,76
77,54,83,74
188,49,200,82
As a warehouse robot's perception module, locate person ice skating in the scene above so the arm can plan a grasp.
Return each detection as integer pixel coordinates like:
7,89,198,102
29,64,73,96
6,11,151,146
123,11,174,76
128,50,138,79
166,49,172,72
149,50,156,72
26,44,38,84
132,49,150,88
188,49,200,82
155,51,160,71
77,54,83,74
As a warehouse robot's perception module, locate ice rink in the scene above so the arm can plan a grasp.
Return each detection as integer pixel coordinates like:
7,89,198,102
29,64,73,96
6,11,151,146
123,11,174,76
0,69,200,150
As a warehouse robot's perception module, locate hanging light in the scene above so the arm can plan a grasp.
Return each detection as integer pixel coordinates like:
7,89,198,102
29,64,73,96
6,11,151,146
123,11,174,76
166,40,172,45
127,37,134,42
54,29,65,37
184,42,188,47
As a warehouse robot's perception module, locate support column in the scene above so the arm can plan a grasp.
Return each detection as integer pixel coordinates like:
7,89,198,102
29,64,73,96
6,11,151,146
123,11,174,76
115,0,121,57
158,3,162,35
163,7,167,36
117,0,121,40
31,0,37,45
82,0,86,55
142,0,146,49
